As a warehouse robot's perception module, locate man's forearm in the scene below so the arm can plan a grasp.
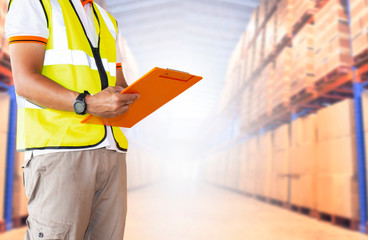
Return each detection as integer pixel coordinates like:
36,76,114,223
10,43,139,118
15,72,79,112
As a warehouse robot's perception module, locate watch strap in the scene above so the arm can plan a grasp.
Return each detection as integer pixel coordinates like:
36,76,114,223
77,90,90,101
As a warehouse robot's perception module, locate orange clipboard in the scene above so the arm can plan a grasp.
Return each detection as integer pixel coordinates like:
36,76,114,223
81,67,203,128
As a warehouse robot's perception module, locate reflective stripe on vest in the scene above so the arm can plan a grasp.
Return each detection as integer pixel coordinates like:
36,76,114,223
44,0,116,77
15,0,128,151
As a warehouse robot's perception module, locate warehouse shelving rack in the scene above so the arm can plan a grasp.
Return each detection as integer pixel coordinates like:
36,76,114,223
202,0,368,234
0,63,16,232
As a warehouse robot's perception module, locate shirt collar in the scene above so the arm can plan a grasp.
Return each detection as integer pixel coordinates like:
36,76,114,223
81,0,93,6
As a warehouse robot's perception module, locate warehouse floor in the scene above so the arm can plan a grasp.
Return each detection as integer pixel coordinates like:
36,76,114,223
1,180,368,240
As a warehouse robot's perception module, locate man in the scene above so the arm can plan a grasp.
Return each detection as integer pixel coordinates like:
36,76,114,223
5,0,139,239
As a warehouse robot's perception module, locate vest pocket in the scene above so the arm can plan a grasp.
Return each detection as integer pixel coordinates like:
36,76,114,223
28,217,71,239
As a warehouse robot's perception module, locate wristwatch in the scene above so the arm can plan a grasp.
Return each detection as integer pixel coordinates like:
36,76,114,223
73,91,90,115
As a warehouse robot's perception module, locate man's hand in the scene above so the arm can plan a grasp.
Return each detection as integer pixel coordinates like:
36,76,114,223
86,86,139,118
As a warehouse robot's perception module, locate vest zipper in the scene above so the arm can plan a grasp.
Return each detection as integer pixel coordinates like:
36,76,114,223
68,0,109,90
92,47,108,90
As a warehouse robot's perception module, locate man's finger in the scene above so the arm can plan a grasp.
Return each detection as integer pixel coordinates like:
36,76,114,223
114,86,125,92
119,93,140,101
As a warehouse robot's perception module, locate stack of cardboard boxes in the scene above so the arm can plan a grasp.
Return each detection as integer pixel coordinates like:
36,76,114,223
247,8,259,76
362,92,368,205
349,0,368,59
239,87,251,132
314,0,350,82
264,12,277,61
292,0,316,26
239,33,249,83
255,131,273,198
217,151,228,187
246,137,259,195
249,80,259,126
290,24,315,98
254,29,266,72
258,63,274,118
237,142,249,193
316,99,359,219
270,124,290,202
225,148,240,190
290,114,317,209
258,0,268,27
275,0,293,47
0,92,9,225
272,47,292,110
126,147,162,190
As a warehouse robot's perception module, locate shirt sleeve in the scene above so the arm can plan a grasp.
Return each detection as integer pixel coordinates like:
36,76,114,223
116,32,123,67
5,0,49,45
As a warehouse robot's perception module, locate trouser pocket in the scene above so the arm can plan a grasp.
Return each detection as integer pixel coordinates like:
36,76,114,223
27,217,71,240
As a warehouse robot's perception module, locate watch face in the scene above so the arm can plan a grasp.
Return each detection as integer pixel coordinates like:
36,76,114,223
74,101,85,114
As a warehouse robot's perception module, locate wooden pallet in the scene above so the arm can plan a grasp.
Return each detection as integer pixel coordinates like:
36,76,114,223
267,198,288,209
12,215,28,228
255,195,268,203
275,33,293,54
292,9,315,35
243,192,255,198
290,204,317,217
314,66,351,90
316,0,329,9
354,48,368,68
290,87,315,106
315,212,359,231
272,101,290,115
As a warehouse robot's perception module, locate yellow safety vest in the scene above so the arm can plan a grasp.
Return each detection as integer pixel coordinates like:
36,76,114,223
14,0,128,151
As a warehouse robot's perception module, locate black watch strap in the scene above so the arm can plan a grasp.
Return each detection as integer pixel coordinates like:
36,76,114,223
77,91,90,101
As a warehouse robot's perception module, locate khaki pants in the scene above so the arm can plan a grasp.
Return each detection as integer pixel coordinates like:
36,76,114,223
22,149,127,240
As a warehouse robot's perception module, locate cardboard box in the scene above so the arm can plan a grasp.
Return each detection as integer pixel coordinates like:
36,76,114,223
349,0,368,39
246,169,256,195
273,47,291,108
292,0,316,25
352,30,368,58
291,114,317,147
258,0,268,26
225,148,239,190
264,12,277,59
218,152,229,187
275,0,293,46
270,174,289,202
362,90,368,132
316,174,359,219
273,149,290,175
317,99,355,141
246,7,259,46
290,143,317,175
238,143,248,192
0,92,10,134
273,124,290,150
290,174,316,209
258,64,274,117
257,131,273,198
317,135,357,175
290,24,315,97
314,0,350,81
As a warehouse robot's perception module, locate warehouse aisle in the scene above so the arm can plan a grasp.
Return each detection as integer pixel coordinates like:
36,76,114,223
1,181,368,240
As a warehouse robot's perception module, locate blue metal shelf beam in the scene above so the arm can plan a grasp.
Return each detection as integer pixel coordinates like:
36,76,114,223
353,81,368,233
0,82,16,231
